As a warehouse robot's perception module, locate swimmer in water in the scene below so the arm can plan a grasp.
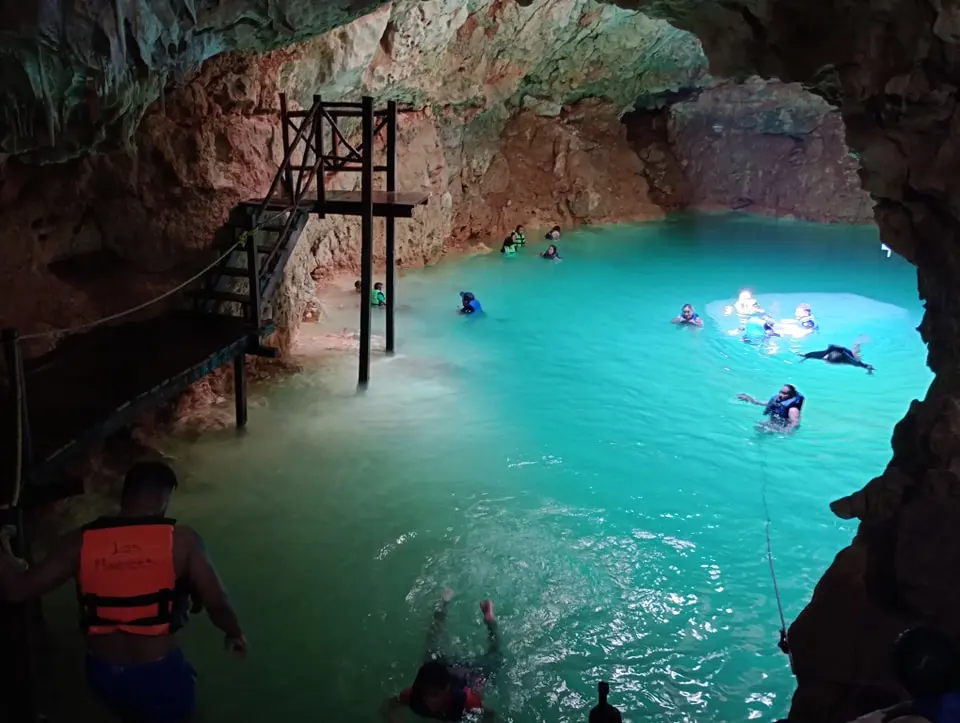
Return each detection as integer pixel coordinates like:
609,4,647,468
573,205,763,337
372,281,387,307
500,236,517,255
799,343,874,373
736,315,778,343
795,303,817,330
738,384,804,433
355,280,362,293
545,225,561,241
459,291,482,314
513,225,526,247
673,303,703,327
382,589,501,722
541,244,561,260
725,290,764,317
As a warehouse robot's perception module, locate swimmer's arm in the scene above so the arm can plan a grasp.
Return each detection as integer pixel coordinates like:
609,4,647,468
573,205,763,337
181,527,244,639
737,394,765,406
0,529,81,603
785,407,801,432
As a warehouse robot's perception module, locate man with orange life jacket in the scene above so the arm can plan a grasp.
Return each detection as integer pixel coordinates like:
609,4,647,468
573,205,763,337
0,461,246,723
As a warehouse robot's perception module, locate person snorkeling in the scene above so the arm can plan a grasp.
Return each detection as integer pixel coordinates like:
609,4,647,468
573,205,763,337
513,225,526,247
673,304,703,327
545,225,561,241
459,291,482,314
799,343,874,374
737,384,804,433
382,589,501,722
372,281,387,307
500,236,517,256
541,244,561,260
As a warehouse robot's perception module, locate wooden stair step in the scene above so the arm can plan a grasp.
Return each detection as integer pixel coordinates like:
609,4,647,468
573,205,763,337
193,290,250,305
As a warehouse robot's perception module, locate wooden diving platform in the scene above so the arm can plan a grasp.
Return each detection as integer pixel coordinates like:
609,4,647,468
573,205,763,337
0,312,271,496
241,190,429,218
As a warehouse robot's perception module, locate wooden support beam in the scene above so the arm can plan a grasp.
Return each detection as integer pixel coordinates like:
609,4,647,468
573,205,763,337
279,94,295,197
315,95,325,209
385,100,398,355
358,96,375,387
234,353,247,428
245,229,261,328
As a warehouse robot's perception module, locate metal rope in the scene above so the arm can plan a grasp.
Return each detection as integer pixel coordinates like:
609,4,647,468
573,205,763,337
760,457,794,667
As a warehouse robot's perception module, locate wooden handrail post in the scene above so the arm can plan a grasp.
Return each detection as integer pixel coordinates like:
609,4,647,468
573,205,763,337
244,228,261,329
358,96,375,387
279,93,295,197
314,95,325,209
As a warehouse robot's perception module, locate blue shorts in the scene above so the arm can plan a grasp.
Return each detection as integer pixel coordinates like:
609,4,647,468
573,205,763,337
86,647,197,723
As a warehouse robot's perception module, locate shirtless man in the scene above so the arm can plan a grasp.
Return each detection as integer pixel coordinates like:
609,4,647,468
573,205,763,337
0,461,246,723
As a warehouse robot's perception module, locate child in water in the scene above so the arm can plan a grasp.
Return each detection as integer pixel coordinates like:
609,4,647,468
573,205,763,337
500,236,517,255
513,225,526,247
372,282,387,307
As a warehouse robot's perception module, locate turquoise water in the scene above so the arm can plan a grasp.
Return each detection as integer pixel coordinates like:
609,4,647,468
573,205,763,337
46,214,931,722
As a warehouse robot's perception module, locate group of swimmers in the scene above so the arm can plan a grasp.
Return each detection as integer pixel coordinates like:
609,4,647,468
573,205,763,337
673,290,875,433
500,224,562,260
355,279,388,307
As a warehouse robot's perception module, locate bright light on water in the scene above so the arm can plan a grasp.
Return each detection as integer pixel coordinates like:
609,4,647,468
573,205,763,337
46,214,931,722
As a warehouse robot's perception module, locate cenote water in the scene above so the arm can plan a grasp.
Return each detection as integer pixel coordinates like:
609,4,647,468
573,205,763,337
44,214,932,722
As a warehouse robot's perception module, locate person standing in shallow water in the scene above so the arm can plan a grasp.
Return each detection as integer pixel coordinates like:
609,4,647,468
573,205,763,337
382,589,501,722
0,461,247,723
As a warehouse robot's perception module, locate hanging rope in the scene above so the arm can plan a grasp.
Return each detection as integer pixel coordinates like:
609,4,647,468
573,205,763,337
760,457,793,666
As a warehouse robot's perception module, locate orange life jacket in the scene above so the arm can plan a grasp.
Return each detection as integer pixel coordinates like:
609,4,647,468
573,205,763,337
77,517,186,636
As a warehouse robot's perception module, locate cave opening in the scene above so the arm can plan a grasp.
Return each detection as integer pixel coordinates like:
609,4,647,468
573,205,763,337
0,0,954,721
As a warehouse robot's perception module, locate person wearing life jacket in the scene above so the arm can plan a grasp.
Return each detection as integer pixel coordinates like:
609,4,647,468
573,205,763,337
727,290,764,317
800,342,875,373
513,225,526,247
459,291,482,314
0,461,246,723
500,236,517,256
372,281,387,307
847,626,960,723
737,384,804,432
673,303,703,327
795,303,817,329
383,590,501,722
541,244,561,260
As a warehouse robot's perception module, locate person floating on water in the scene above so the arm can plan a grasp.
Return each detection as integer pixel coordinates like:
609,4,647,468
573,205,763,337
512,225,526,247
795,303,817,330
459,291,482,314
737,384,804,433
372,281,387,307
382,589,501,722
545,225,561,241
737,315,778,343
0,462,247,723
725,290,764,317
500,236,517,255
799,343,874,374
673,303,703,327
541,244,561,260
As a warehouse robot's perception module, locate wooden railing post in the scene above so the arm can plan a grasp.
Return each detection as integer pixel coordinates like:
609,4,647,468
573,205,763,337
385,100,398,355
244,228,261,329
314,95,325,208
279,93,295,198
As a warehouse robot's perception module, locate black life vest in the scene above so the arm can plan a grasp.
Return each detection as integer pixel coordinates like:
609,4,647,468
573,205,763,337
408,667,470,721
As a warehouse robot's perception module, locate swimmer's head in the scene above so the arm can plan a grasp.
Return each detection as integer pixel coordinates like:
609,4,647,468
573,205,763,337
411,661,453,714
354,280,362,292
374,282,383,291
738,290,753,304
681,304,694,319
893,626,960,698
777,384,798,401
516,224,525,234
796,303,811,318
547,245,557,255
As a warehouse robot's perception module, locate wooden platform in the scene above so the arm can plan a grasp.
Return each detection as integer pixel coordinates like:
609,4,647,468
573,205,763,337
0,312,270,495
243,190,429,218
